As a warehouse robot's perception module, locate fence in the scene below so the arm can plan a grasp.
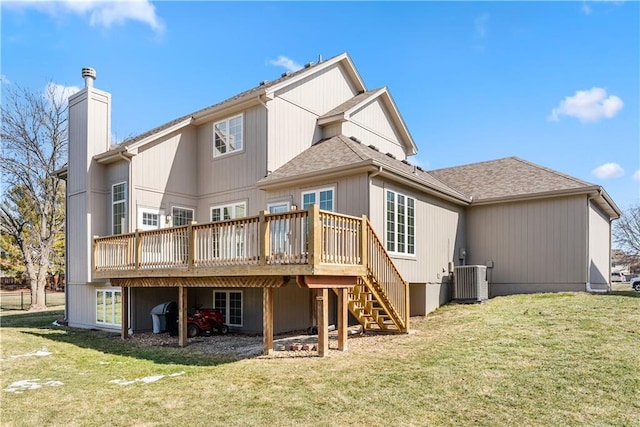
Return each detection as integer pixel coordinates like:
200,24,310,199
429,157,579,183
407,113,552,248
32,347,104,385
0,291,65,311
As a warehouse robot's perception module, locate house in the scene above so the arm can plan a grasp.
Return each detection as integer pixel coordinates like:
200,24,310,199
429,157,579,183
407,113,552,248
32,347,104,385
64,53,620,355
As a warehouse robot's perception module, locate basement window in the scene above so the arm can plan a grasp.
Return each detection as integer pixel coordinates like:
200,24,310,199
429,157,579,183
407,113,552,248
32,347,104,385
96,289,121,326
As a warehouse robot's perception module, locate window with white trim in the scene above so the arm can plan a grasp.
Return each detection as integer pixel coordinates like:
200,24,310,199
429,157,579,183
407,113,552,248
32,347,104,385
172,207,194,226
213,290,243,327
96,289,121,326
302,187,334,211
138,207,164,231
213,114,243,157
268,202,291,257
211,202,247,258
386,190,415,255
112,182,127,235
210,202,246,222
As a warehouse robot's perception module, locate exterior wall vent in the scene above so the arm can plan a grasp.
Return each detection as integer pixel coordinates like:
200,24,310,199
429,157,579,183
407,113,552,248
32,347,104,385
349,136,361,143
453,265,489,302
386,152,396,159
368,144,379,152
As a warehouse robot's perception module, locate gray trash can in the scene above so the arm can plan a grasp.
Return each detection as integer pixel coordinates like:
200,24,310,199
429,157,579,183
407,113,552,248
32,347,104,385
150,302,173,333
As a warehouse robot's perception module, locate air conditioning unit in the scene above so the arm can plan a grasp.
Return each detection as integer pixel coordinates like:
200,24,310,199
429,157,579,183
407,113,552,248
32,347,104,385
453,265,488,302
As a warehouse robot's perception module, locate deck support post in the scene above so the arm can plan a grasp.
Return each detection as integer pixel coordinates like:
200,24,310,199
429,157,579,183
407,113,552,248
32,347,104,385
317,288,329,357
337,288,348,351
263,287,274,355
121,286,129,340
178,286,187,347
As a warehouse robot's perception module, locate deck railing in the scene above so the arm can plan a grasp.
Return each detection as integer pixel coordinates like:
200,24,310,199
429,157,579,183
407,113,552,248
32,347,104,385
363,220,409,329
94,205,365,273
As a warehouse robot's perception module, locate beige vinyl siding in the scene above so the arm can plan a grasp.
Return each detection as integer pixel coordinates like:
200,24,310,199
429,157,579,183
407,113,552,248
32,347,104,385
369,178,465,284
67,95,88,194
268,63,358,172
264,173,370,218
343,99,406,160
466,195,588,294
198,188,266,222
198,106,267,195
134,127,197,197
67,283,120,330
588,201,611,287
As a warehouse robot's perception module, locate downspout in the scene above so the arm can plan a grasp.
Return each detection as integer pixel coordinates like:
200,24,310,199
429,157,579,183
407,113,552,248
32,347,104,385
257,96,269,180
117,150,133,332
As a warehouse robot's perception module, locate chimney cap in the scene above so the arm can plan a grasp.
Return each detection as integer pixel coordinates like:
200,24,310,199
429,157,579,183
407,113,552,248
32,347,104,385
82,67,96,80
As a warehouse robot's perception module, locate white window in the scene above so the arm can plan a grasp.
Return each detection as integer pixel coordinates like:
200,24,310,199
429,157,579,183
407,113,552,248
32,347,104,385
302,187,334,211
386,190,415,255
213,114,243,158
112,182,127,235
268,202,291,256
213,290,243,327
96,289,121,326
171,207,194,227
210,202,246,222
138,208,164,231
211,202,247,258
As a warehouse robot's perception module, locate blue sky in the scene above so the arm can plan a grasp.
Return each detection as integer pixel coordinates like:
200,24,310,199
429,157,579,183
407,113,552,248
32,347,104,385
2,1,638,209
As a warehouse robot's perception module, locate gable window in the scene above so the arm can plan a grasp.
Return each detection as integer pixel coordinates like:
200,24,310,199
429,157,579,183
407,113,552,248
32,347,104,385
302,187,334,212
386,190,415,255
172,207,194,226
96,289,121,326
213,114,243,158
214,290,243,327
112,182,127,235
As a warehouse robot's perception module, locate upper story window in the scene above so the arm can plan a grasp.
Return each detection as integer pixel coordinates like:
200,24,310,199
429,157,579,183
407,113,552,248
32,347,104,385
112,182,127,235
386,190,415,255
211,202,246,222
213,114,243,158
302,187,334,212
172,207,194,227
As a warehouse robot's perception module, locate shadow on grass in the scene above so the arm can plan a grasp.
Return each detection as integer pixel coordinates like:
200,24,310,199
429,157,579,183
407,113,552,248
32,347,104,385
601,290,640,298
1,309,238,367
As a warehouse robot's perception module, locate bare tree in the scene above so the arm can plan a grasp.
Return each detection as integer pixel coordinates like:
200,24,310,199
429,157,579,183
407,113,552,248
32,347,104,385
613,204,640,262
1,84,67,310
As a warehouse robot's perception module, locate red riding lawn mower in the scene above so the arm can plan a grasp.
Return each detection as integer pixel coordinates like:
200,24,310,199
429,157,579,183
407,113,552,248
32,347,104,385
187,304,229,338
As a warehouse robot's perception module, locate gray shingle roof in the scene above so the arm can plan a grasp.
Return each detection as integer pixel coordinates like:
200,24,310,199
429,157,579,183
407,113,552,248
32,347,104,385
318,89,381,120
258,135,468,201
428,157,596,201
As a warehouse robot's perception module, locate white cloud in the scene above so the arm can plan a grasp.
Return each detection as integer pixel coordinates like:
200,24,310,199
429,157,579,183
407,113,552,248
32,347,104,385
5,0,164,34
1,74,11,85
548,87,623,123
268,56,303,72
45,82,81,106
581,2,592,14
592,162,624,179
475,13,490,38
633,170,640,181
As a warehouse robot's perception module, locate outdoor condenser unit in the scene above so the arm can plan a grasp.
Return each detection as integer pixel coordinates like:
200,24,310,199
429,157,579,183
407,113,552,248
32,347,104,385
453,265,488,302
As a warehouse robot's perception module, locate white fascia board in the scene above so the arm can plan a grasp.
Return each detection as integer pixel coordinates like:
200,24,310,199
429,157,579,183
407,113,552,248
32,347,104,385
376,88,417,156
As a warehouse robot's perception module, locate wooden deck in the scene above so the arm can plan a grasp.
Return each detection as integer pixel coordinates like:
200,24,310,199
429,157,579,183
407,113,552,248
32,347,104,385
93,205,409,356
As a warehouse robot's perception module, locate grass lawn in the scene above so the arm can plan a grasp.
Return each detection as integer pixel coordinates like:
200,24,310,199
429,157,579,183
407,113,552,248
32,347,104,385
1,292,638,426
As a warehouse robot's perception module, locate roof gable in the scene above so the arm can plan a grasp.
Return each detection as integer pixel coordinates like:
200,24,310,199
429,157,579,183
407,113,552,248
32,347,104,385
317,87,417,156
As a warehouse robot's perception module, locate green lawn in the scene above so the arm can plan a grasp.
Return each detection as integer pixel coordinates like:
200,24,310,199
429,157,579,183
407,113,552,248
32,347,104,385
1,292,638,426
